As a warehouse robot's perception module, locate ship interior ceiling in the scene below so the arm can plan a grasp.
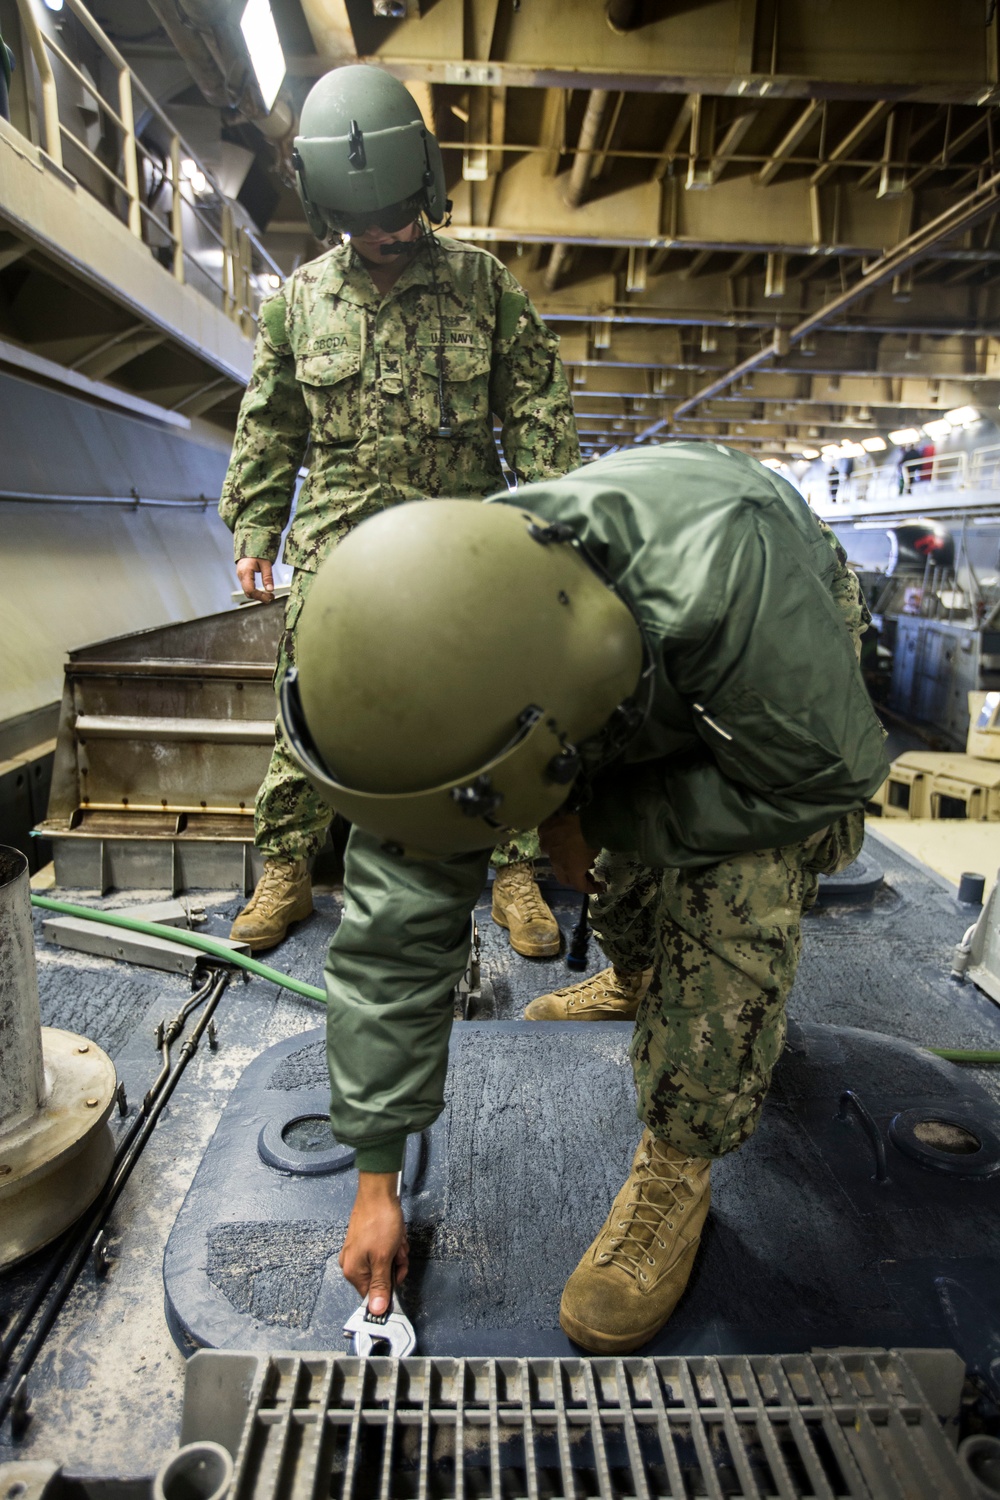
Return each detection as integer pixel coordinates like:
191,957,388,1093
9,1,1000,1496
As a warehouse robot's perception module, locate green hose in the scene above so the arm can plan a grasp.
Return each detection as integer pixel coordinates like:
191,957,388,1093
28,895,1000,1063
30,894,326,1006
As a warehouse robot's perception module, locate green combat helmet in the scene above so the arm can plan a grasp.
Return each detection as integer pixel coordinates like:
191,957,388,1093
292,64,448,239
278,501,646,857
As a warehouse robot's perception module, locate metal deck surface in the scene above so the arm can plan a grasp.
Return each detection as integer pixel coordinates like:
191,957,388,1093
1,830,999,1479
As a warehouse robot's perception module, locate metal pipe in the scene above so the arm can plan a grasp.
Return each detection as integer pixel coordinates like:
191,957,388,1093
0,848,44,1135
14,0,62,168
0,968,232,1434
543,242,572,294
564,89,611,209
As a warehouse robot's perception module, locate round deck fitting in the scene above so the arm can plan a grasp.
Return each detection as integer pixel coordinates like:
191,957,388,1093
0,1026,117,1268
888,1107,1000,1178
257,1111,355,1175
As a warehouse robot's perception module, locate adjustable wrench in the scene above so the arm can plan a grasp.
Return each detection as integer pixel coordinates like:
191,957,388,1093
344,1292,416,1357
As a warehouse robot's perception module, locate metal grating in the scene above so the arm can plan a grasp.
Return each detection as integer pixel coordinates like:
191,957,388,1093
194,1350,975,1500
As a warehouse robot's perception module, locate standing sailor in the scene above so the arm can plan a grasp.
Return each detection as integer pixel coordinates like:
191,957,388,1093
219,65,579,954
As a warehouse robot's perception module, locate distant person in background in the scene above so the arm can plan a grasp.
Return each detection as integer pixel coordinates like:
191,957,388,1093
898,445,921,494
827,464,840,502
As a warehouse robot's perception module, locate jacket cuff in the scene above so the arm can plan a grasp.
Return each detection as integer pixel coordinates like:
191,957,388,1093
234,525,282,564
354,1132,408,1175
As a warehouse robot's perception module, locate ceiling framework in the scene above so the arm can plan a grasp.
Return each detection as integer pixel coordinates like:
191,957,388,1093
129,0,1000,456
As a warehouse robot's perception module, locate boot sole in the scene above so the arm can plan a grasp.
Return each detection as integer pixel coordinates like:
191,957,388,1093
559,1241,700,1354
231,902,314,953
491,905,561,958
559,1303,672,1355
523,1007,639,1022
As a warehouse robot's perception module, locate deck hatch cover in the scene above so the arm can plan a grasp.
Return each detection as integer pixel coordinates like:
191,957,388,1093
179,1348,973,1499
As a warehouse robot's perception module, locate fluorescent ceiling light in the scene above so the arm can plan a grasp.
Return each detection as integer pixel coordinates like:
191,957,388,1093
922,418,953,440
180,157,209,194
862,436,887,452
840,441,866,457
42,0,63,10
820,445,841,459
944,405,979,427
240,0,285,112
889,427,921,445
800,447,820,459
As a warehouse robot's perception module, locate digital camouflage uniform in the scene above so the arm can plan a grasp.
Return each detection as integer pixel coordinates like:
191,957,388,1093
322,446,889,1174
219,233,579,863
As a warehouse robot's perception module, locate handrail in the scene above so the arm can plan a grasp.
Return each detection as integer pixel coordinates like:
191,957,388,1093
11,0,284,335
12,0,60,167
901,450,968,492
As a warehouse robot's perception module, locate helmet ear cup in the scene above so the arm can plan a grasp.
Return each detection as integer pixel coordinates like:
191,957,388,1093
292,146,331,240
421,131,448,223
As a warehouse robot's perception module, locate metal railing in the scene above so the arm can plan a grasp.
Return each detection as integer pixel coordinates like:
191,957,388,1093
900,449,968,494
12,0,283,334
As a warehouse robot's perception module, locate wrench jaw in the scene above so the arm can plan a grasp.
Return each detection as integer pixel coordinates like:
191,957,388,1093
344,1297,417,1358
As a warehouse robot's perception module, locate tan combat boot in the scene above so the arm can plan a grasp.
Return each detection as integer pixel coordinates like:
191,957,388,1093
230,858,313,951
491,860,561,958
523,965,653,1021
560,1131,711,1353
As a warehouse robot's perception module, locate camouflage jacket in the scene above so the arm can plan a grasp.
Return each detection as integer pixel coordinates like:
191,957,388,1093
218,235,580,570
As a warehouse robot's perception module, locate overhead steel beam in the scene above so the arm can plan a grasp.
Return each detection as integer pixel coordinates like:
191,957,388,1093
810,101,893,186
756,100,823,185
703,109,758,186
663,163,1000,432
651,95,697,181
287,56,1000,109
0,337,192,428
564,90,612,208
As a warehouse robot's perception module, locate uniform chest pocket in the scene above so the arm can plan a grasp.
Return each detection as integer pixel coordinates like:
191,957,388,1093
415,340,491,431
295,348,362,445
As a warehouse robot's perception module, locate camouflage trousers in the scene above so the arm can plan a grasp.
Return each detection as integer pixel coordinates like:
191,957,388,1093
255,569,541,868
592,810,865,1160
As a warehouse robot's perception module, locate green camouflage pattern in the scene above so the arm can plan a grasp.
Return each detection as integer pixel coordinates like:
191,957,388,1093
232,237,578,861
255,570,332,861
219,234,580,571
489,830,542,866
592,810,863,1158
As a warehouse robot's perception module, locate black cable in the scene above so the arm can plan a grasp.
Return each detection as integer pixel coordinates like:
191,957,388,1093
0,968,231,1434
566,890,591,970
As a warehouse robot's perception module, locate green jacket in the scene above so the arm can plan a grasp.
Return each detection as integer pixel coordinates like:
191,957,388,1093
499,443,889,867
326,443,889,1173
218,235,579,570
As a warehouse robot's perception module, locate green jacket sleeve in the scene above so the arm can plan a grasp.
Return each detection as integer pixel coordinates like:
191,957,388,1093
324,829,491,1172
580,508,890,867
218,290,310,564
489,271,580,483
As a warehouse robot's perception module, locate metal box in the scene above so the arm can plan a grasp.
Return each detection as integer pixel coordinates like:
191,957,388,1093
36,603,284,892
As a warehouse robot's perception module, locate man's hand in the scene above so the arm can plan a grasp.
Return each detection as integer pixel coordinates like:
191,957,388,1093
236,557,275,603
538,810,602,894
339,1171,409,1315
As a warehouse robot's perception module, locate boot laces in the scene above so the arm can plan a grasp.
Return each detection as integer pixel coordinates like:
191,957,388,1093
252,863,301,917
601,1146,702,1282
553,969,636,1010
498,863,551,924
